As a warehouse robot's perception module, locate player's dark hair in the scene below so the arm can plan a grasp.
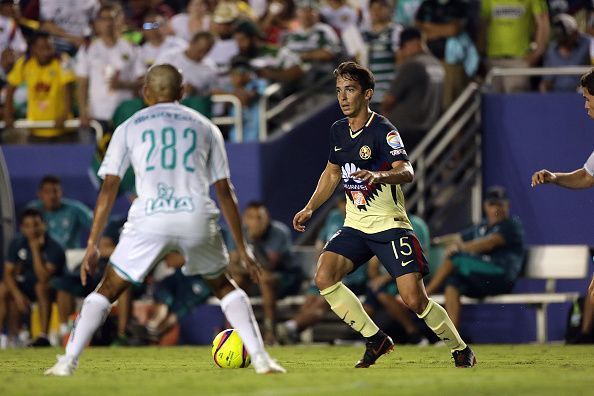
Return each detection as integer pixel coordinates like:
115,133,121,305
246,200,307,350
580,69,594,95
38,174,61,189
19,208,44,224
334,61,375,91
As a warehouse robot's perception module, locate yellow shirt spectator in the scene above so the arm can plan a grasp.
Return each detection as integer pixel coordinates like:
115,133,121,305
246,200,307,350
7,54,75,137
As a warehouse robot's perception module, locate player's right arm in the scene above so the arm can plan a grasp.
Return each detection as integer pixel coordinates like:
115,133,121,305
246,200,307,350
82,174,121,286
214,178,261,283
531,168,594,189
293,161,342,232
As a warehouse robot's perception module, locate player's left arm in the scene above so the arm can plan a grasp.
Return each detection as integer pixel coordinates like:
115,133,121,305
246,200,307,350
351,160,414,185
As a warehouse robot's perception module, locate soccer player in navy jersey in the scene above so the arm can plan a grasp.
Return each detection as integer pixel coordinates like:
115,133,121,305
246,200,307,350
293,61,476,368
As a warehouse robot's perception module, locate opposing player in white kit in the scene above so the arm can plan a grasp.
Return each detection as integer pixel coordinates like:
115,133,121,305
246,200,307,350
45,64,285,376
531,68,594,303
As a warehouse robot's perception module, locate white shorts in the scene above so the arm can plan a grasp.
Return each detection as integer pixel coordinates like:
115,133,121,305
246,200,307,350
109,226,229,284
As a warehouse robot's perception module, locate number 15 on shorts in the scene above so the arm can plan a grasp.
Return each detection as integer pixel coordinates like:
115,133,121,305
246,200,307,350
391,236,413,266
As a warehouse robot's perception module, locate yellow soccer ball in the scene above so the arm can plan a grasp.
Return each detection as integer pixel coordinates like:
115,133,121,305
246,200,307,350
212,329,251,368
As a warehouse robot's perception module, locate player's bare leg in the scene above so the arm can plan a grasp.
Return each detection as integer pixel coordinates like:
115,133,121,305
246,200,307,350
45,266,130,376
316,252,394,368
444,285,462,328
397,273,475,367
205,273,286,374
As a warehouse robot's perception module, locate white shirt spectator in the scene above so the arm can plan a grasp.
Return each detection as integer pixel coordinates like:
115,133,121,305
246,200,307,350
40,0,99,37
0,14,26,53
169,12,210,42
320,4,358,33
140,36,187,68
75,38,145,121
207,38,239,75
156,48,218,95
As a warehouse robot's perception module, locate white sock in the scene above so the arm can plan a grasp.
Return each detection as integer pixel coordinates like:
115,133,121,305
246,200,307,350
220,288,266,357
65,293,111,360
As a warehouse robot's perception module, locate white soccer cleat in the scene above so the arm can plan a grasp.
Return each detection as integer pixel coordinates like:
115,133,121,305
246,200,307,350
252,352,287,374
44,355,78,376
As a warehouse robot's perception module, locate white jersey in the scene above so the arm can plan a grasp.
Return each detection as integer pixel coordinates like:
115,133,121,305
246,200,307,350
584,150,594,176
0,15,26,53
98,102,230,237
40,0,99,36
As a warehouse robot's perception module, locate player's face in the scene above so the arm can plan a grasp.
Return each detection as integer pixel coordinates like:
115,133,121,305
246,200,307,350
336,76,371,118
20,216,46,240
583,90,594,120
38,182,62,211
484,200,509,224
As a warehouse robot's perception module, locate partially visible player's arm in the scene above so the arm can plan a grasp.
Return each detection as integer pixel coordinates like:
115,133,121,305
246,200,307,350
293,161,342,232
214,178,261,282
81,174,121,286
531,168,594,189
351,160,414,185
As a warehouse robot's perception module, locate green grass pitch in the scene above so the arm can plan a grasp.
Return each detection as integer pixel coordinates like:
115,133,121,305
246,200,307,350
1,345,594,396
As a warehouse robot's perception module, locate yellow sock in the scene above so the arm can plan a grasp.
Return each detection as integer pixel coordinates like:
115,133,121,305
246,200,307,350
320,282,379,338
418,299,466,352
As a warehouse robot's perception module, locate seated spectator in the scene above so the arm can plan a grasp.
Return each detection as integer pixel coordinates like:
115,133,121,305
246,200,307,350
233,20,305,85
75,4,145,130
140,12,187,69
276,196,369,344
425,186,525,328
540,14,590,92
319,0,357,34
3,208,66,347
381,27,444,151
156,31,218,97
361,0,402,110
258,0,296,44
0,0,27,55
27,175,93,249
165,0,211,43
221,57,267,142
415,0,470,108
479,0,550,93
4,31,77,143
145,255,212,343
227,201,303,345
282,0,341,79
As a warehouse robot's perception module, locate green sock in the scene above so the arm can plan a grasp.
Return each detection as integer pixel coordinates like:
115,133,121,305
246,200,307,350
320,282,379,338
418,299,466,352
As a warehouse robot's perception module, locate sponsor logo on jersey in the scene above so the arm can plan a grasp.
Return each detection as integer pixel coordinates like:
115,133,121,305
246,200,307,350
390,149,406,156
359,145,371,160
351,191,368,206
386,130,404,149
146,183,194,215
341,163,361,182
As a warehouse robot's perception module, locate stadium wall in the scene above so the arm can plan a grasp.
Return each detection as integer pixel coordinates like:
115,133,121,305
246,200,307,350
482,92,594,245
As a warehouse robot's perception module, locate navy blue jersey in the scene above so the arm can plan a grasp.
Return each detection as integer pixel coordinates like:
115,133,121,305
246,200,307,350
328,112,413,234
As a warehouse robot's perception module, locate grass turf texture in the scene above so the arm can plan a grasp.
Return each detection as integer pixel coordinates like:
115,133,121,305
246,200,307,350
1,345,594,396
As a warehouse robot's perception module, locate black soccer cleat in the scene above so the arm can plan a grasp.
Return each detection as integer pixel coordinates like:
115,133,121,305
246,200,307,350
355,331,394,368
452,346,477,368
30,336,51,347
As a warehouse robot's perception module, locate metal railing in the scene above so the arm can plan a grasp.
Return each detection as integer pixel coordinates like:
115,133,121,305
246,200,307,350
211,94,243,142
484,66,592,89
404,82,482,227
0,119,105,142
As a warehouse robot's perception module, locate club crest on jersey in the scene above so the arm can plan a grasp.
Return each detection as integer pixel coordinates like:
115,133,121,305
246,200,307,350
146,183,194,215
359,145,371,160
386,130,404,150
351,191,368,206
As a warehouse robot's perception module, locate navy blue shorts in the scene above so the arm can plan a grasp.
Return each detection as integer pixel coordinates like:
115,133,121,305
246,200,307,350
323,227,430,279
